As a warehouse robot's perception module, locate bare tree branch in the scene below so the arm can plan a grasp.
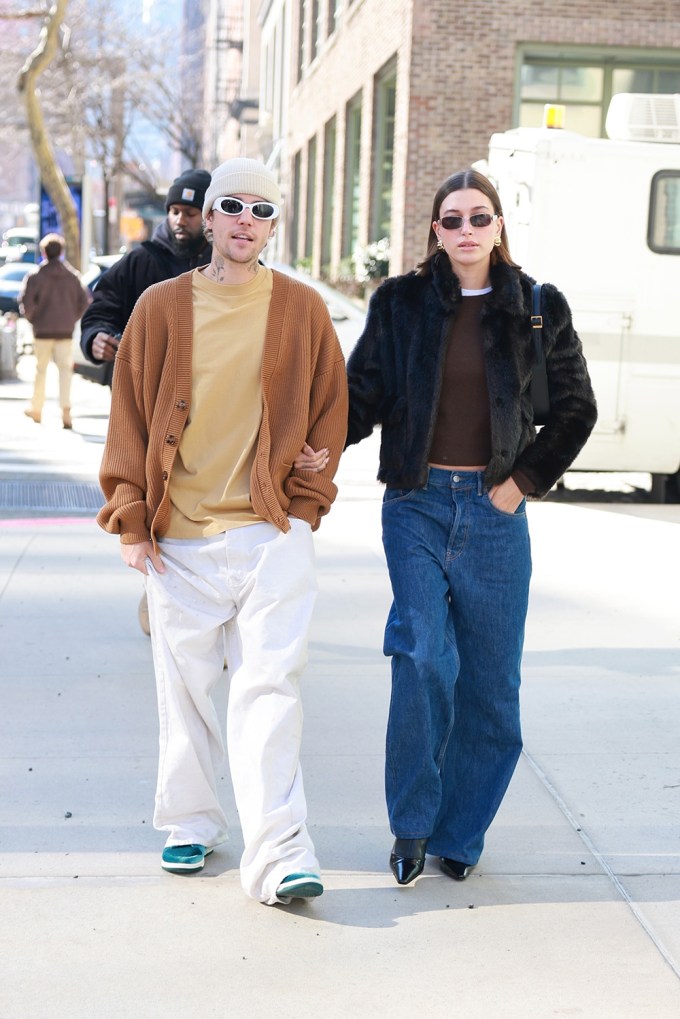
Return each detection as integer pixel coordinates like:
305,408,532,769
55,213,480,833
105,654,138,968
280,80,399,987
17,0,80,267
4,0,206,254
0,10,46,19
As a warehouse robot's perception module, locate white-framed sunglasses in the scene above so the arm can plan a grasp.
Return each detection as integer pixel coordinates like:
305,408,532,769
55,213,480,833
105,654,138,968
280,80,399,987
211,197,280,220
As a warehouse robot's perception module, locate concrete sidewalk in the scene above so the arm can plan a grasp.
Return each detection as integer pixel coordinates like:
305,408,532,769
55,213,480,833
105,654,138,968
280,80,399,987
0,368,679,1017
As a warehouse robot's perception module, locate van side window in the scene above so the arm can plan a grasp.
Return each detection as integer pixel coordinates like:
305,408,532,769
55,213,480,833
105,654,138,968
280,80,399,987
648,171,680,254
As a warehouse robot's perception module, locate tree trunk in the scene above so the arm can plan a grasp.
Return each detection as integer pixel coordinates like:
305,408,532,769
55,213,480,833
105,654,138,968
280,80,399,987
17,0,81,269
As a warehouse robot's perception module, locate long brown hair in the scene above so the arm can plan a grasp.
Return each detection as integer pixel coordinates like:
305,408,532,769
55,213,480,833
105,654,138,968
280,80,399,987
416,168,519,276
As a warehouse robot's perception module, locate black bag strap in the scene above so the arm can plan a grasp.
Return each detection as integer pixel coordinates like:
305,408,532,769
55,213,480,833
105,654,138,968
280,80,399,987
531,283,545,366
530,283,550,425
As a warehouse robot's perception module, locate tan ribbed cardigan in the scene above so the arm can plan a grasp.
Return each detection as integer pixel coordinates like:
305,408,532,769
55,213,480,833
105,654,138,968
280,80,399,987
97,269,348,548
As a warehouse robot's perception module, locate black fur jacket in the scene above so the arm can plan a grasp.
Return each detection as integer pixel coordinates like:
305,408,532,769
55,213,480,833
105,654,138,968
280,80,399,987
345,254,597,498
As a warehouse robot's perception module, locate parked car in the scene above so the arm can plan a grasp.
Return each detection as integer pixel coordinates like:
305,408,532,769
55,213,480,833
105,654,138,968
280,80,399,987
0,227,39,265
267,262,366,360
80,253,125,292
0,262,39,314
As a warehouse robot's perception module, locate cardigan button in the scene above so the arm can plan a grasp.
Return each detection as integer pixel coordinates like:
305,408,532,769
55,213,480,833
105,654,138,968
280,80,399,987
176,400,187,410
166,435,177,446
162,471,168,481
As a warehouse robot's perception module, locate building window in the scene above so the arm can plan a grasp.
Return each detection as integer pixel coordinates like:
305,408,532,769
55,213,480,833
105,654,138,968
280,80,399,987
613,66,680,97
520,63,604,136
648,171,680,254
311,0,320,62
321,116,337,274
291,150,302,265
328,0,338,36
305,135,317,258
276,14,288,134
296,0,305,82
343,92,362,258
519,50,680,138
297,0,323,76
371,59,396,243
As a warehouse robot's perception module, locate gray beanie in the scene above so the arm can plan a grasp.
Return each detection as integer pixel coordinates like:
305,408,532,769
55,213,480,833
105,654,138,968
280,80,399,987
203,158,282,218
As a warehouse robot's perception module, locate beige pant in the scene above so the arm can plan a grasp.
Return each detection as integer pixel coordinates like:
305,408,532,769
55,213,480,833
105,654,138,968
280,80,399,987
30,338,72,412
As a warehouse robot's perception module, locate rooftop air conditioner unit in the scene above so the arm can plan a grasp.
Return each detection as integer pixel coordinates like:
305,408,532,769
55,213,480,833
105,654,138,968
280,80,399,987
605,93,680,144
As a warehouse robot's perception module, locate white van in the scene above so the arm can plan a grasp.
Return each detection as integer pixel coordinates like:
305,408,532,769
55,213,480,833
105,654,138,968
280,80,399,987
482,94,680,500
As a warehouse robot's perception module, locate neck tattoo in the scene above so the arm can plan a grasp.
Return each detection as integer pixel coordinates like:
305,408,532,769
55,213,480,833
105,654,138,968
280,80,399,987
203,256,260,283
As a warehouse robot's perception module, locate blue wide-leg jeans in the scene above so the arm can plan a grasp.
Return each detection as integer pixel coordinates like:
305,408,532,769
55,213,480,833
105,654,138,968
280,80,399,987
381,468,532,865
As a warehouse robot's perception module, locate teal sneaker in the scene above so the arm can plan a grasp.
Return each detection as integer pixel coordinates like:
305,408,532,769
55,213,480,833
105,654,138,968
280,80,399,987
161,844,214,873
276,872,324,900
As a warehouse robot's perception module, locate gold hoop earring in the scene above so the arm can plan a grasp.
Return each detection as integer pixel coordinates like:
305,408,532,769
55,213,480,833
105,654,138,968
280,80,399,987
437,239,444,251
493,236,501,247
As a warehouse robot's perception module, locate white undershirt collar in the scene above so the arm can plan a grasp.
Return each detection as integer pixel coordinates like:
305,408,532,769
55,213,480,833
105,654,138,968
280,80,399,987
461,287,492,296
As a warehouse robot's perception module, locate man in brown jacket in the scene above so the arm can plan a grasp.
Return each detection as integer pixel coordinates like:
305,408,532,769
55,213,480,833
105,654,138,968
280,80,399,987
97,158,348,905
20,233,90,428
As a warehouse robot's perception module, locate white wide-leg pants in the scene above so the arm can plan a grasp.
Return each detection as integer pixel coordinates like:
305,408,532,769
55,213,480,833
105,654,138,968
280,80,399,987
145,518,319,904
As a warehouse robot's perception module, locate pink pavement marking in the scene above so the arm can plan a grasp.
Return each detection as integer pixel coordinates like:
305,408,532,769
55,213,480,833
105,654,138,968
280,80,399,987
0,517,95,528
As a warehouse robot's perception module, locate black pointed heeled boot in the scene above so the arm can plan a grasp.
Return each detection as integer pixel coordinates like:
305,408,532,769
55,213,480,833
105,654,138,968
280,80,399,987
439,857,473,881
389,837,428,885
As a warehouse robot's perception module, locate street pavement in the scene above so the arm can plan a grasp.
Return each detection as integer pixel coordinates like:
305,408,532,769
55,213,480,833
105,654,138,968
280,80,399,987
0,354,679,1018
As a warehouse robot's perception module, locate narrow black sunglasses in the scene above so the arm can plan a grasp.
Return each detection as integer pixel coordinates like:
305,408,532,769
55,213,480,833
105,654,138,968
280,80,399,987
212,197,280,220
439,213,498,230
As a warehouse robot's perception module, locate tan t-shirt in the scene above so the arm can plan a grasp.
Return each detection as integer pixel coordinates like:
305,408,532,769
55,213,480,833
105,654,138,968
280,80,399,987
166,266,273,537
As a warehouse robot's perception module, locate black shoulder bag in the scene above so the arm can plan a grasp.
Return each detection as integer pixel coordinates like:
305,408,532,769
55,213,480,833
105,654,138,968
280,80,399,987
530,283,550,426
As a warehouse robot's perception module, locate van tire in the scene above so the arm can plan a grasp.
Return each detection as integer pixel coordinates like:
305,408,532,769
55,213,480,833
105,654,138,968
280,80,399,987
651,474,668,502
664,469,680,504
651,471,680,503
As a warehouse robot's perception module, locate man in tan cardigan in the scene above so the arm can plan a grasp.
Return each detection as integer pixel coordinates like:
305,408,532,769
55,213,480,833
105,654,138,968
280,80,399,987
97,158,348,905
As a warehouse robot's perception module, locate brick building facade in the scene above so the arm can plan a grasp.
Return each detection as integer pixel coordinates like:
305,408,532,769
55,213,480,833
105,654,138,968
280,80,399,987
256,0,680,279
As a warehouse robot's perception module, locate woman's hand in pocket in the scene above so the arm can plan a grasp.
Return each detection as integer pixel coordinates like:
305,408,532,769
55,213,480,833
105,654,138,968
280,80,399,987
488,477,524,514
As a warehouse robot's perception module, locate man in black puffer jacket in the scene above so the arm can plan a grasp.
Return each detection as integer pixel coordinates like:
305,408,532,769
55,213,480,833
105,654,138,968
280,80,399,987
80,168,212,386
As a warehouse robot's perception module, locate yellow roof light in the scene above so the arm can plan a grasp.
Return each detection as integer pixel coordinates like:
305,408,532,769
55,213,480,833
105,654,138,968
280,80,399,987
543,104,566,129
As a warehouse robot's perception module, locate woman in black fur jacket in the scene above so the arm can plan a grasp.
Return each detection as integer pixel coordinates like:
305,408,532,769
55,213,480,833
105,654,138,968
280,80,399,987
299,169,597,887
